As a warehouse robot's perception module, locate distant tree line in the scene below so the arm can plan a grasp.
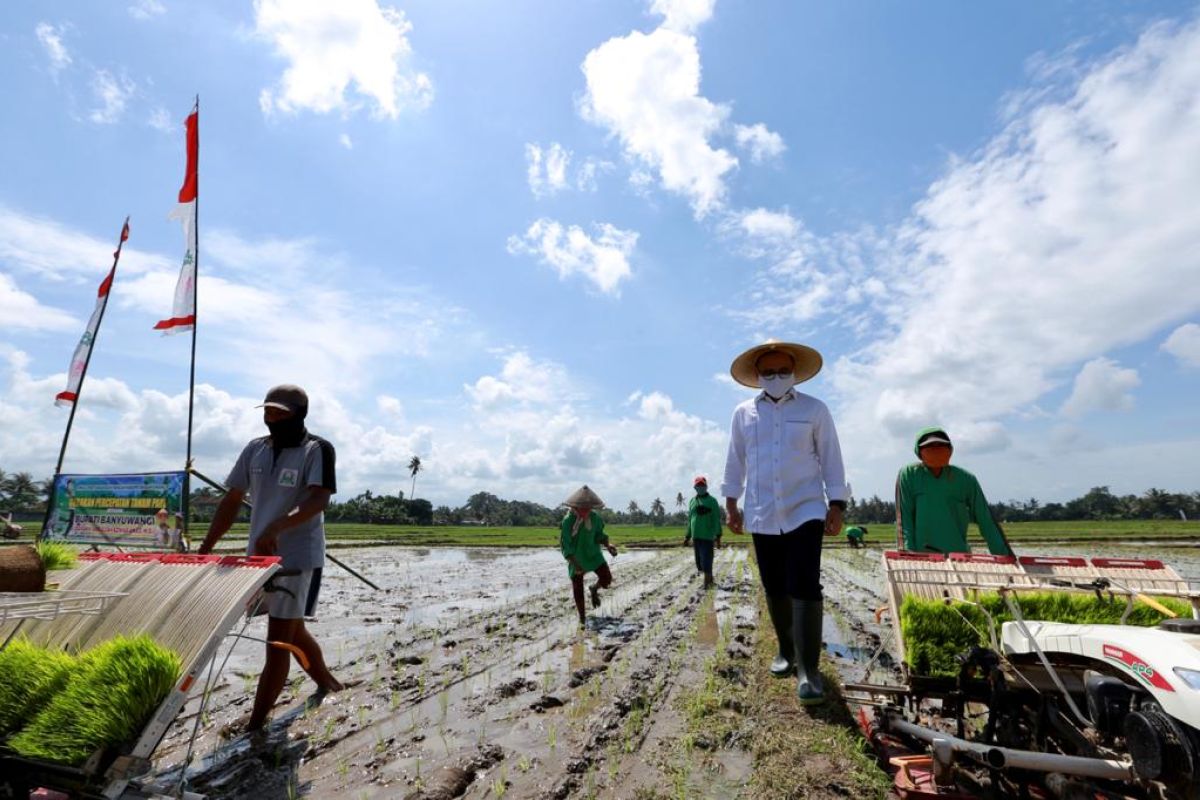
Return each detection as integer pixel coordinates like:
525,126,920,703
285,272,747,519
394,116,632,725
2,466,1196,527
845,486,1200,525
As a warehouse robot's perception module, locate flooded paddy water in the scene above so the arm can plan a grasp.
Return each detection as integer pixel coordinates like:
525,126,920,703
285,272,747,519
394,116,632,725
151,546,758,799
146,541,1199,798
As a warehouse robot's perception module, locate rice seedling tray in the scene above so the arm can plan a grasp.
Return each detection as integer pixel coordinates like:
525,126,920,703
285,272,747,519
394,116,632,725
0,552,281,799
881,550,1200,678
0,590,126,627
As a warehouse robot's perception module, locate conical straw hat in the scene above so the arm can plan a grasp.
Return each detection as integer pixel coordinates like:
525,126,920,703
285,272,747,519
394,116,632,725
563,485,604,509
729,339,823,389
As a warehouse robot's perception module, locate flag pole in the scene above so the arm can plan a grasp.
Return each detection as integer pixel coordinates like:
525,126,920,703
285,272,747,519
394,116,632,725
53,216,131,476
184,95,199,530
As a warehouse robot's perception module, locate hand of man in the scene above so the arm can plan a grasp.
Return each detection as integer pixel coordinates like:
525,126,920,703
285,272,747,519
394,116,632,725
823,506,843,537
715,537,722,550
725,501,743,535
607,545,618,557
682,537,690,547
254,520,283,556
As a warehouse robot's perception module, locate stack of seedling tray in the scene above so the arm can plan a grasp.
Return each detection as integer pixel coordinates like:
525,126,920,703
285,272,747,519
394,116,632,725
0,552,280,799
882,551,1200,679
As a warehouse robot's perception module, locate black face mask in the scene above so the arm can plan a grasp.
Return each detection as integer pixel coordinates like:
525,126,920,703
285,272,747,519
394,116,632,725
266,415,307,449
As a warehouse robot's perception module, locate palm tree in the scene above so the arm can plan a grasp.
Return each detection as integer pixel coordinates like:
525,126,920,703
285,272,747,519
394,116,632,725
650,497,666,526
675,491,684,510
408,456,422,500
627,500,641,523
1,472,40,512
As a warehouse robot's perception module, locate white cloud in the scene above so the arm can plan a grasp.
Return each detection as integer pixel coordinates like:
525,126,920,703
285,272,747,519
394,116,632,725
376,394,404,418
128,0,166,20
732,207,803,249
525,142,570,196
1162,322,1200,368
0,206,171,282
254,0,433,119
148,107,174,133
575,157,612,192
0,273,77,332
339,133,354,150
507,218,637,295
733,122,786,163
1061,358,1140,416
465,351,566,410
580,23,736,217
114,228,462,394
449,355,726,506
89,70,135,124
35,23,71,73
649,0,716,33
816,18,1200,463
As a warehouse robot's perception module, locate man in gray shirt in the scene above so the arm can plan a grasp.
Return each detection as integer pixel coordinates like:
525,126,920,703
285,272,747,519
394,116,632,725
199,384,343,732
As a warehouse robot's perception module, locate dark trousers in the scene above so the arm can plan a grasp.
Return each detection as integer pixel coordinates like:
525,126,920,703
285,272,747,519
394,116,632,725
692,539,715,575
752,519,824,601
571,563,612,617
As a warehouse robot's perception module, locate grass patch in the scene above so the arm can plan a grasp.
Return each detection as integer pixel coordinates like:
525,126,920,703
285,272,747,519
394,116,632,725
900,592,1190,677
9,634,182,765
36,540,79,571
744,573,889,798
0,639,75,735
27,519,1200,548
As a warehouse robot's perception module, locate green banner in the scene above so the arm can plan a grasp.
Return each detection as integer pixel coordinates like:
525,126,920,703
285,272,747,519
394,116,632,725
44,472,187,550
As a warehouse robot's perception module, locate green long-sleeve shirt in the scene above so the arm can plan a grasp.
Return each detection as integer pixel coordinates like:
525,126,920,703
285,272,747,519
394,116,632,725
560,511,610,577
686,494,722,541
894,463,1012,556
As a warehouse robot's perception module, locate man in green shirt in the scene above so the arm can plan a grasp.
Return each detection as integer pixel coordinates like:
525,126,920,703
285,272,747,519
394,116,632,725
895,428,1013,557
683,476,722,589
844,525,867,549
560,485,618,629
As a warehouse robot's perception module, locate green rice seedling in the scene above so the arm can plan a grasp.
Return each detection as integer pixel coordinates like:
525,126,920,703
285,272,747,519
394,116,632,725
0,639,76,735
547,722,558,752
517,754,532,773
900,592,1191,677
10,634,181,765
491,764,510,798
35,540,78,572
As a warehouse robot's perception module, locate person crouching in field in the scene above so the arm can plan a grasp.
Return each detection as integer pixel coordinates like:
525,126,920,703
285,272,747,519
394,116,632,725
683,476,722,588
844,525,867,549
560,485,618,629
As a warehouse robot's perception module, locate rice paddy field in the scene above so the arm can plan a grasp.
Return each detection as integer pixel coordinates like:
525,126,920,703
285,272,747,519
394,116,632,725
6,522,1199,798
195,518,1200,551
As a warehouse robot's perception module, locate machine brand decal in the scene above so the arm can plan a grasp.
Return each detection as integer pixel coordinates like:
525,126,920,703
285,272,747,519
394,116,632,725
1102,644,1174,692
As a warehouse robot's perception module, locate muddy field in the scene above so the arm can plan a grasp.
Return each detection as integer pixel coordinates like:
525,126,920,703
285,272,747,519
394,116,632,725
146,542,1200,799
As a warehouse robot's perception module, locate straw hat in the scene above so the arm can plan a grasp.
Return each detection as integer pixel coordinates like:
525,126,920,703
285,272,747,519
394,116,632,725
563,485,605,509
729,339,823,388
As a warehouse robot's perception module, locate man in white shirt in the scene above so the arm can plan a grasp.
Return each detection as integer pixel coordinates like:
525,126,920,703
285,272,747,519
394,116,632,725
721,340,848,705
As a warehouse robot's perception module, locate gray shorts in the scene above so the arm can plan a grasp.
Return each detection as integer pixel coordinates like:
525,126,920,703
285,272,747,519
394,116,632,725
259,568,323,620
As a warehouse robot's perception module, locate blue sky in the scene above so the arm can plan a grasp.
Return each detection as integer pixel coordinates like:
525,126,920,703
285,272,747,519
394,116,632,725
1,0,1198,510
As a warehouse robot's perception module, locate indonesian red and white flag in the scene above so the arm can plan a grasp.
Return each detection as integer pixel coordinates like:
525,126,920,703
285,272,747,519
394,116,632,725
56,220,130,407
154,108,198,334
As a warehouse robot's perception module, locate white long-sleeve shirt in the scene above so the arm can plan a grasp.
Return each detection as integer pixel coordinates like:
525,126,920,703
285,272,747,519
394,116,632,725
720,389,847,535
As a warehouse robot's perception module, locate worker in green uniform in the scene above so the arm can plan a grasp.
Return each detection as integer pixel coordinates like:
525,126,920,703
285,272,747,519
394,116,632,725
560,485,618,629
683,476,722,588
895,428,1013,556
844,525,867,549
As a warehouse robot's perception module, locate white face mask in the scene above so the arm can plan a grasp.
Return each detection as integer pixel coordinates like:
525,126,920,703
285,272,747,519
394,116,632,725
760,373,795,399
